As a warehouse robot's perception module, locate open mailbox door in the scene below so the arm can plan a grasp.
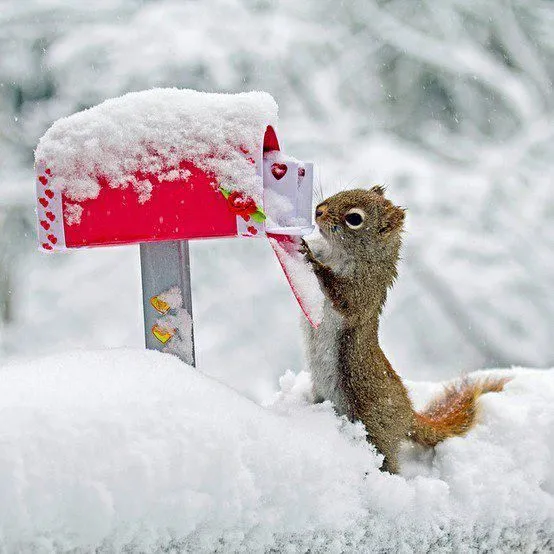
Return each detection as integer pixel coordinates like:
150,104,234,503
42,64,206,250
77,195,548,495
35,89,322,365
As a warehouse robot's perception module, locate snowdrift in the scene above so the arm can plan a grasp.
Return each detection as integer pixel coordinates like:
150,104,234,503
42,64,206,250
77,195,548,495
0,350,552,552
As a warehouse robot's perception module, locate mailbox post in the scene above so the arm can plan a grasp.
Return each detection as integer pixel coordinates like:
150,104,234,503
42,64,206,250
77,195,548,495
140,240,194,365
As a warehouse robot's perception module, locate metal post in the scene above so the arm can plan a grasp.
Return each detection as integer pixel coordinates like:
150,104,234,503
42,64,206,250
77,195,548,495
139,240,195,366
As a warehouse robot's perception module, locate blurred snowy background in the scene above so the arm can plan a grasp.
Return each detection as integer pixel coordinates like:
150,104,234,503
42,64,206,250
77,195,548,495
1,0,553,401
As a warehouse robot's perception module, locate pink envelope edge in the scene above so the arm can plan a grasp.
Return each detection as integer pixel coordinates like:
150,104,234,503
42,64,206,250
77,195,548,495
267,232,323,329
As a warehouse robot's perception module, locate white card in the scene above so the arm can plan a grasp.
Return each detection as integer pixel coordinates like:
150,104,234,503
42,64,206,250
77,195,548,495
262,151,314,235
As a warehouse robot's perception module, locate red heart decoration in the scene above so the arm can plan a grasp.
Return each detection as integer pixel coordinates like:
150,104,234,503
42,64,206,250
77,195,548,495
298,167,306,178
42,243,53,250
247,225,258,235
38,175,48,186
40,220,50,231
271,163,287,180
47,234,57,244
39,198,49,208
45,189,54,199
45,168,52,175
46,211,56,221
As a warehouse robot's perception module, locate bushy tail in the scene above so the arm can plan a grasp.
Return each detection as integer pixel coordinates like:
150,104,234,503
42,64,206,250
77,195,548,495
411,377,510,447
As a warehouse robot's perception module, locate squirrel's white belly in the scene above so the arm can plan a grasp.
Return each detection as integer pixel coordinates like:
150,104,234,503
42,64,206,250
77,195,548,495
303,300,349,415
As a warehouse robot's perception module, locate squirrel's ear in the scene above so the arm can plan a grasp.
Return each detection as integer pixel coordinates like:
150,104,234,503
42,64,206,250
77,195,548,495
370,185,386,196
379,205,405,235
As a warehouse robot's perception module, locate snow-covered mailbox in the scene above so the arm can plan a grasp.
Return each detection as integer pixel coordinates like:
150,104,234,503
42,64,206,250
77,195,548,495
35,89,319,365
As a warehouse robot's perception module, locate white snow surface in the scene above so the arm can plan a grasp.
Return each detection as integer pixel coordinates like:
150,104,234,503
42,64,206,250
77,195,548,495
34,89,278,205
0,349,552,552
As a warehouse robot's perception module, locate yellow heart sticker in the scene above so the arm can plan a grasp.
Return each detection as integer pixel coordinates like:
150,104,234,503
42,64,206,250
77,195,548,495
150,296,171,315
152,324,175,344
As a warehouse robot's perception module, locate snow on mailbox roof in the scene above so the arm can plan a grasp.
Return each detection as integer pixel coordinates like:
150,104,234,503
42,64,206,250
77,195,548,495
35,88,278,205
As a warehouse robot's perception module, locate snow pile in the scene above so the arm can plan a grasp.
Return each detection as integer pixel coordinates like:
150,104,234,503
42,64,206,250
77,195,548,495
0,349,553,552
264,188,296,228
34,88,278,205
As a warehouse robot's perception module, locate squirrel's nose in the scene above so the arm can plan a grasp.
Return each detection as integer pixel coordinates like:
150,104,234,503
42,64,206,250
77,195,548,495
315,204,328,219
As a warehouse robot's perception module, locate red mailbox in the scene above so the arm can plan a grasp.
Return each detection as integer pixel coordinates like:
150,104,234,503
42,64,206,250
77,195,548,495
35,89,322,364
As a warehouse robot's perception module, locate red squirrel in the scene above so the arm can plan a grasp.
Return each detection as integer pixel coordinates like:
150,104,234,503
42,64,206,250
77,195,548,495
301,187,508,474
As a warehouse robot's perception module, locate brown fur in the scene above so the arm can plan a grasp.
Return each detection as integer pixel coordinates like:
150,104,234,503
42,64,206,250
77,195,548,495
302,188,508,474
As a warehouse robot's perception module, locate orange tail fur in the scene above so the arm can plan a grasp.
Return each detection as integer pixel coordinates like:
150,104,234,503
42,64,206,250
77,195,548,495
411,377,510,447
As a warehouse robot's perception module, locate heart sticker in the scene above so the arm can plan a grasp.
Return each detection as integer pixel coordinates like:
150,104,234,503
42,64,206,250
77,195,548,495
39,198,49,208
47,234,58,244
46,212,56,221
45,189,54,199
150,296,171,315
152,324,175,344
38,175,48,186
40,220,50,231
271,163,287,180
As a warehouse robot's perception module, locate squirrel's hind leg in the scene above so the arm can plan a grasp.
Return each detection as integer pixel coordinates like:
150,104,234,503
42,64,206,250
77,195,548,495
366,433,401,474
380,453,400,475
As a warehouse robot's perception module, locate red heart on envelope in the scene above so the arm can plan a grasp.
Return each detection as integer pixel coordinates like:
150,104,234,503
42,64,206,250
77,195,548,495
271,163,287,180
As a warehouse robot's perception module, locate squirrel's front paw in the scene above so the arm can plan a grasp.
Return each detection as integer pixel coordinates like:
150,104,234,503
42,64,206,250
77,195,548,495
300,239,326,273
300,238,318,265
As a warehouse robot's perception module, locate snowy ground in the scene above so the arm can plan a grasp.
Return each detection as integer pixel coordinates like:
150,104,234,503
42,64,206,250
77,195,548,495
0,349,552,552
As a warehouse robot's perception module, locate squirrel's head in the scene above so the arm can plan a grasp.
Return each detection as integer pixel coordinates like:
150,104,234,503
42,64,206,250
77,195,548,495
314,186,405,258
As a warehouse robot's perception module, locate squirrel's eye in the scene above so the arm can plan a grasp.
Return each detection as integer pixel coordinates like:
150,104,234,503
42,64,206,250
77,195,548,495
344,208,365,229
